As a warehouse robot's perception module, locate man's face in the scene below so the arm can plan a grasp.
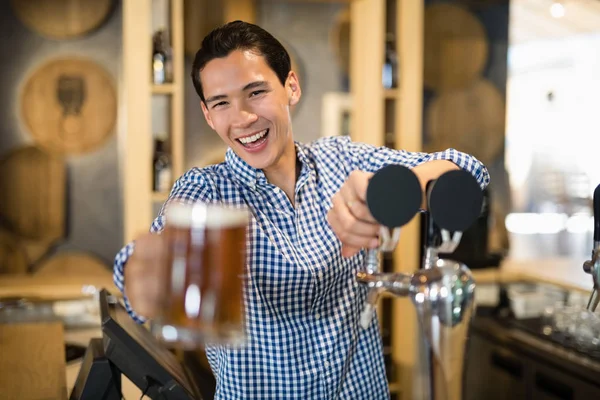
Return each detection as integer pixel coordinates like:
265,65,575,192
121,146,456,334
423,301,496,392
200,49,301,172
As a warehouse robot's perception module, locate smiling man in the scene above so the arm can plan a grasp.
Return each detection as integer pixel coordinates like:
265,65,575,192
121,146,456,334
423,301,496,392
196,46,301,204
114,21,490,399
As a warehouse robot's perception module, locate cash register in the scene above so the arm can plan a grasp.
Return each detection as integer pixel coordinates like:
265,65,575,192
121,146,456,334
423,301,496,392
70,289,212,400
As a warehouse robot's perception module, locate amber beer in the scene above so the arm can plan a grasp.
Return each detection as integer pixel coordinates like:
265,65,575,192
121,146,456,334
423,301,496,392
153,201,250,348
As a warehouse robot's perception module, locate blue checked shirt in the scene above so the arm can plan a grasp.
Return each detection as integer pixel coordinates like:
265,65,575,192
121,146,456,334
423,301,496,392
113,136,489,399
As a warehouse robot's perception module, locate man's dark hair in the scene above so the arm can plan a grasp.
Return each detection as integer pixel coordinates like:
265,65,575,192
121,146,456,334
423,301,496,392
191,20,291,103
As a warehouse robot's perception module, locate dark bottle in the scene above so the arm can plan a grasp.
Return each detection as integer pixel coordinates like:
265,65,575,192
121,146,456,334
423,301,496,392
153,138,172,193
152,29,172,84
382,33,399,89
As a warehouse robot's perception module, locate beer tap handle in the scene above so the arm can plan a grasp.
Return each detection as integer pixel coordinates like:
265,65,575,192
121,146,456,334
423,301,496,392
594,184,600,247
584,184,600,311
366,164,423,229
428,170,484,235
423,170,484,268
359,288,382,329
358,165,423,329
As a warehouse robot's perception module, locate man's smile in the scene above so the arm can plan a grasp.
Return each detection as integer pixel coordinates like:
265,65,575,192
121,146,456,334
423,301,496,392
237,129,270,149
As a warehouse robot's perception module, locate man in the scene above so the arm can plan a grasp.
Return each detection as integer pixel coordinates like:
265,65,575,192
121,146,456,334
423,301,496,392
114,20,490,399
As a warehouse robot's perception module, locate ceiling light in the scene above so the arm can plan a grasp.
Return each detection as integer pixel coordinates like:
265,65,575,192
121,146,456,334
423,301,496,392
550,1,566,18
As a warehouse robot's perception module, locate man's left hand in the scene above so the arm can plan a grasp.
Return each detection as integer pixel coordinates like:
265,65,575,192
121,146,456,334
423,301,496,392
326,170,380,258
327,161,460,258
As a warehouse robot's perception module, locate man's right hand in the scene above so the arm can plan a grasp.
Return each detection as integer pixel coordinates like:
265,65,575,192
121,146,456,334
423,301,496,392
123,232,169,320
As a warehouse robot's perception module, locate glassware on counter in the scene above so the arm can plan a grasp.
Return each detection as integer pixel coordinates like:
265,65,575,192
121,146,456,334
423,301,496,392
540,297,600,353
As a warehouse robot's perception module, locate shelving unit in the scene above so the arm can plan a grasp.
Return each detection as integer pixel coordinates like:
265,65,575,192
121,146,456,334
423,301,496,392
350,0,424,399
122,0,185,242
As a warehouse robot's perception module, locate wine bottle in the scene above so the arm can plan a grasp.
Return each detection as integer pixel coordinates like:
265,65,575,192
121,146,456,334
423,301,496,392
152,29,172,84
153,137,172,193
382,33,399,89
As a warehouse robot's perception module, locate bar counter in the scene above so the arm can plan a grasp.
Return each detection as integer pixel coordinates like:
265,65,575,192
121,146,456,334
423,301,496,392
0,256,595,399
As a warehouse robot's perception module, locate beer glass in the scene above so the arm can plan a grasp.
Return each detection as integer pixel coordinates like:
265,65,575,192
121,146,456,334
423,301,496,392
151,201,250,348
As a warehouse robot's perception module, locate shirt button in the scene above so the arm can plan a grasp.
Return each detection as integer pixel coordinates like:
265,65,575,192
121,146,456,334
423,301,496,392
317,271,324,279
353,281,359,288
324,361,330,367
315,313,321,319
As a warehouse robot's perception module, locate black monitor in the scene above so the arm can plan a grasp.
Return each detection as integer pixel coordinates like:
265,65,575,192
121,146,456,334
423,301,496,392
71,289,205,399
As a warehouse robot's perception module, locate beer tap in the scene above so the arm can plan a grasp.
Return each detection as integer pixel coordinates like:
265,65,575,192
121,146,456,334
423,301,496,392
583,184,600,311
356,165,484,400
358,164,423,329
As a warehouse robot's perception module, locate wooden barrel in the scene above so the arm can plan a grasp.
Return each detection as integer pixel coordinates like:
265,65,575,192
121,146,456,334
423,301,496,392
20,237,58,270
20,57,117,155
10,0,114,39
0,228,29,275
0,146,66,242
424,79,506,165
424,3,489,91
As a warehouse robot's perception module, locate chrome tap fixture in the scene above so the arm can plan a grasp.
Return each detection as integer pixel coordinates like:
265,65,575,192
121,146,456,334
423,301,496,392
356,165,484,400
583,184,600,311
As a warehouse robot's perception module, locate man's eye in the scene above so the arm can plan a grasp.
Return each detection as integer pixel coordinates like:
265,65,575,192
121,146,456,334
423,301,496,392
250,90,266,97
212,101,227,109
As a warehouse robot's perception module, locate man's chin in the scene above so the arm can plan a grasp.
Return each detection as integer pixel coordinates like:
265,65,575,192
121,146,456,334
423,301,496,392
232,148,270,170
246,159,270,171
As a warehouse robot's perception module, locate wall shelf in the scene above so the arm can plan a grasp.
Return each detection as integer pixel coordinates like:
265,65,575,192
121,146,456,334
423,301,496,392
151,83,178,94
122,0,185,242
384,88,400,99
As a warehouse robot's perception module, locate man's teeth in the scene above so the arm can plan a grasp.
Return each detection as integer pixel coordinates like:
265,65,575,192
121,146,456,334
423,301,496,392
239,130,268,144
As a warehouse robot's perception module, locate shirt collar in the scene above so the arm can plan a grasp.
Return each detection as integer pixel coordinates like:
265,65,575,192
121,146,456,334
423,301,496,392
225,142,314,189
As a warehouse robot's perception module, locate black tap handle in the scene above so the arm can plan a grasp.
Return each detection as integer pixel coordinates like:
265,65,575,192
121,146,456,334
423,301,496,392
594,184,600,242
427,169,484,233
366,164,422,228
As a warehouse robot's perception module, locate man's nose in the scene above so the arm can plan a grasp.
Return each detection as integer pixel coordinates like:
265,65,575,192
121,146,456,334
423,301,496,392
231,106,258,129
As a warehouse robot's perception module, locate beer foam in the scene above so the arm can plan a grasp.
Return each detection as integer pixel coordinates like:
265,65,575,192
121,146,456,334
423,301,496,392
203,205,250,228
165,202,195,228
166,202,249,228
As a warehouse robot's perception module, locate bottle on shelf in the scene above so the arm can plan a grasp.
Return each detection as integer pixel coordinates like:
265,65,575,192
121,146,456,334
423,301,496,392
383,32,399,89
152,28,173,84
153,136,173,193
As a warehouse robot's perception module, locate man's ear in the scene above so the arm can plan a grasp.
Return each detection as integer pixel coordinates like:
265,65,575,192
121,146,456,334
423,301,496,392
201,101,215,130
286,71,301,107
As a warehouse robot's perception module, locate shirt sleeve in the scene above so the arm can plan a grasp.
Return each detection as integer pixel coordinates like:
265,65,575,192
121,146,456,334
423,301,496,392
339,136,490,189
112,169,215,323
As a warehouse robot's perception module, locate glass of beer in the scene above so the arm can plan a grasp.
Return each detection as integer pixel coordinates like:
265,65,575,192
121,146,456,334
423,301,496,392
151,201,250,349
